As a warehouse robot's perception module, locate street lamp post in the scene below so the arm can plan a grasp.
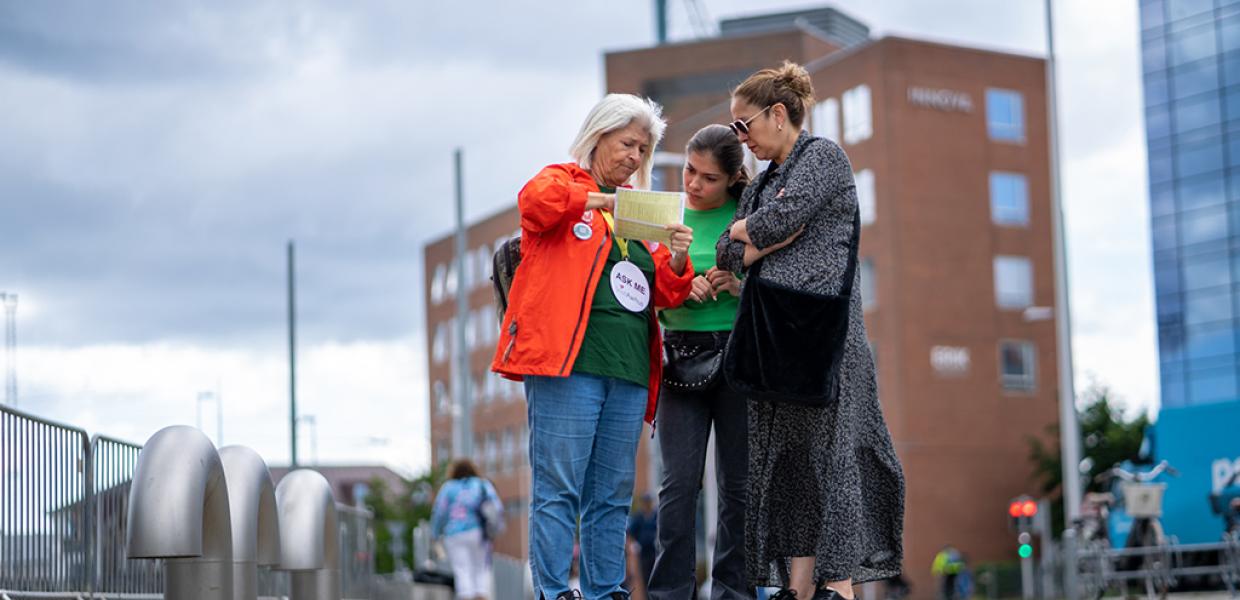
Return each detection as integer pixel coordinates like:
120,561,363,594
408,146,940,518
1043,0,1084,597
1,292,16,407
1043,0,1083,524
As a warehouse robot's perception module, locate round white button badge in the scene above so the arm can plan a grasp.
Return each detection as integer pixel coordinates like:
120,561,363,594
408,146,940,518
573,222,592,240
610,261,651,312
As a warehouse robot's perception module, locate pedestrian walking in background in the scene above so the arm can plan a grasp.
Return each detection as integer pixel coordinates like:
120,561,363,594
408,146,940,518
716,61,905,600
932,545,972,600
931,545,965,600
490,93,696,600
628,494,658,590
431,459,505,600
648,124,753,600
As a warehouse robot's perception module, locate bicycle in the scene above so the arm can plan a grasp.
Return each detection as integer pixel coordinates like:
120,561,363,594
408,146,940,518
1211,470,1240,595
1096,460,1181,600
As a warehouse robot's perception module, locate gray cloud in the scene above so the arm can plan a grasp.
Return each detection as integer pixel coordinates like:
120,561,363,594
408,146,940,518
0,0,1158,418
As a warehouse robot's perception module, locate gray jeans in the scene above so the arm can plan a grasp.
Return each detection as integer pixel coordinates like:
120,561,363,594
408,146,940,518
648,332,753,600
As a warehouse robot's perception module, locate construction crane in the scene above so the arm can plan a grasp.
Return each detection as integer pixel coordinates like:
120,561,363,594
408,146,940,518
682,0,715,38
1,292,15,407
654,0,716,43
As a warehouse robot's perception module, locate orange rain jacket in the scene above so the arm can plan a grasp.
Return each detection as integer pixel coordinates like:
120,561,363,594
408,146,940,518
490,163,695,424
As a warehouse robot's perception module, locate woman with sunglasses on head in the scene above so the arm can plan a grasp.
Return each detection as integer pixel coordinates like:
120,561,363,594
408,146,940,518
715,62,905,600
646,124,753,600
491,93,695,600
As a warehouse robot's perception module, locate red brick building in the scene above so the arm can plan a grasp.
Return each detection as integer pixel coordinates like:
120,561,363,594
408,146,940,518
425,6,1061,597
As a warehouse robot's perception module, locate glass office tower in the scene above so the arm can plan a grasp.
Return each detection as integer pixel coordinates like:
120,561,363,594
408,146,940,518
1140,0,1240,407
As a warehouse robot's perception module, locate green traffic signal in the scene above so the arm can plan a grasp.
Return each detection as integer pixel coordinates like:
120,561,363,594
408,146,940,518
1018,544,1033,559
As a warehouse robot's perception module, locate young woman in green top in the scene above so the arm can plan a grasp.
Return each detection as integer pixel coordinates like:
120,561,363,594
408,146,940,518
647,124,754,600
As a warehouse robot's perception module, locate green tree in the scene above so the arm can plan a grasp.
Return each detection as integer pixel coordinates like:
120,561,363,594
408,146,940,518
1027,380,1151,536
361,463,447,574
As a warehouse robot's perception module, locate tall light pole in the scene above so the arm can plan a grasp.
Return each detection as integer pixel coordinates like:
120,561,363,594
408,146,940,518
288,240,299,467
1,293,15,407
1043,0,1083,524
452,148,473,460
1044,2,1085,596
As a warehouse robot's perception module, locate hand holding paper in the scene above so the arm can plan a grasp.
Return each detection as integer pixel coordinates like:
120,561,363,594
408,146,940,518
613,189,685,243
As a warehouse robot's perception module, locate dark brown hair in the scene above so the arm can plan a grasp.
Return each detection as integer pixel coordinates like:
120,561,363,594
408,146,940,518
732,61,815,128
686,124,750,200
448,458,480,480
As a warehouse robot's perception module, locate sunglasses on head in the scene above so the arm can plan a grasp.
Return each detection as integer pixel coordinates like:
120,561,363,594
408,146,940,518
729,104,773,136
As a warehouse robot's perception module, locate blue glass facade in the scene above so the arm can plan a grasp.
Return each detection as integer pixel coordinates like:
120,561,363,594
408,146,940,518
1141,0,1240,407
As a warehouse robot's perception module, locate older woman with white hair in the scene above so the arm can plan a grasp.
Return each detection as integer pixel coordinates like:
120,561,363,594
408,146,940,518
491,94,695,600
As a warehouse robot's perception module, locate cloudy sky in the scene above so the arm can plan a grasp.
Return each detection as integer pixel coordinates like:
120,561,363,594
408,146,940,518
0,0,1154,475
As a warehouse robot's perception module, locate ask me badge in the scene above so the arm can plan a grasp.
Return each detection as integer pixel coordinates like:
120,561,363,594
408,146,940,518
610,261,651,312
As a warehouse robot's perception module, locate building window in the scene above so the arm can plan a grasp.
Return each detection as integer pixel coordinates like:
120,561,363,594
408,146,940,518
860,258,876,311
463,311,478,351
485,433,498,473
1000,340,1037,392
436,441,451,466
444,262,459,299
813,97,841,142
474,247,491,291
842,84,873,145
855,169,876,226
434,380,449,415
986,88,1025,142
431,264,448,304
502,429,515,473
432,322,450,364
994,256,1034,309
990,172,1030,226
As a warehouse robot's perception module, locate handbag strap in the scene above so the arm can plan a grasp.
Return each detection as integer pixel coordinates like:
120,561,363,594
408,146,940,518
839,203,861,297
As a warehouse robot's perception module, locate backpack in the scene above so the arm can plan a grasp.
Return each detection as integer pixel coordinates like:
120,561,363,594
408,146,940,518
490,236,522,325
473,478,505,541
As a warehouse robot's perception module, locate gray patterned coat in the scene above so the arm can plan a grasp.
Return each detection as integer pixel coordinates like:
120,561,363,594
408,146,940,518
716,131,906,586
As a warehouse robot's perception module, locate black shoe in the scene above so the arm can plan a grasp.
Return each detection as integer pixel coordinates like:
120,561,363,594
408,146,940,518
811,588,846,600
770,589,799,600
609,591,631,600
544,591,582,600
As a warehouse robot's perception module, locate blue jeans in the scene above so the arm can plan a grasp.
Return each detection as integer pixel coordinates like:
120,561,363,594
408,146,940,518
525,373,647,600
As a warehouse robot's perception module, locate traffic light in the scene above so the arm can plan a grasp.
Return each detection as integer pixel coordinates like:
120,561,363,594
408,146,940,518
1017,532,1033,558
1008,495,1038,531
1009,495,1039,560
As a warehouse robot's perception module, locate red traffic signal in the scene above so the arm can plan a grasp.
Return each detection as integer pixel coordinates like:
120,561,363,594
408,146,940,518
1008,498,1038,518
1021,500,1038,517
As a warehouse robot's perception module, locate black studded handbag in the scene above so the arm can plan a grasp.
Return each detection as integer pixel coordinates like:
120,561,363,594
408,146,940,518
722,174,862,407
662,331,728,392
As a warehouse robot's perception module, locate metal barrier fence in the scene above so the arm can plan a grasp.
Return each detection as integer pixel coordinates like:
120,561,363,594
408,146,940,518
1074,537,1240,598
338,504,376,599
0,404,92,594
90,435,160,595
1,405,379,599
491,554,532,600
256,504,377,599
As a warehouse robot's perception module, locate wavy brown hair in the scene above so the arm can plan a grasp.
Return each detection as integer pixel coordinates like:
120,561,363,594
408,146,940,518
732,61,815,129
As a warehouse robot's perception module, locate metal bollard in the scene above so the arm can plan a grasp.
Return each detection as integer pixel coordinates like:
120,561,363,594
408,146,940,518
126,425,234,600
219,446,282,600
276,469,341,600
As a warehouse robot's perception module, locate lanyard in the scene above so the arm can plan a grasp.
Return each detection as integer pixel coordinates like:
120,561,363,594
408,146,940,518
599,210,631,262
